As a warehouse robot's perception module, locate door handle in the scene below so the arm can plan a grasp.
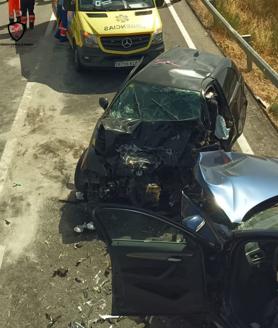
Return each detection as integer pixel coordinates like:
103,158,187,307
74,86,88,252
167,257,182,262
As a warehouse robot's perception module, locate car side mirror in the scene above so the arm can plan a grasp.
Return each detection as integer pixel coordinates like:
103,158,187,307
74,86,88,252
182,215,205,232
99,97,109,110
155,0,164,7
182,215,218,247
215,114,230,140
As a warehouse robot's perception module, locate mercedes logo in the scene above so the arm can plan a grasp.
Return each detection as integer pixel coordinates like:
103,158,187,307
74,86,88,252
122,37,133,49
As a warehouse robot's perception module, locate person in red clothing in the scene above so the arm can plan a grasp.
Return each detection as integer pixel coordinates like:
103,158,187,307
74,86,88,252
8,0,21,23
21,0,35,29
54,0,74,42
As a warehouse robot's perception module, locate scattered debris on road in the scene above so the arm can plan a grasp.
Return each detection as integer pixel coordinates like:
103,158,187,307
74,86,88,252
99,315,121,321
68,322,86,328
75,191,85,201
12,183,21,187
75,257,88,266
3,219,11,225
75,277,85,284
83,289,89,299
74,222,96,233
52,267,68,278
45,313,62,328
74,242,83,249
90,314,122,325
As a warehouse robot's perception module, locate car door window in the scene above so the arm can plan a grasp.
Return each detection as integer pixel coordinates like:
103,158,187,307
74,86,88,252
98,208,187,244
222,68,239,105
95,207,206,315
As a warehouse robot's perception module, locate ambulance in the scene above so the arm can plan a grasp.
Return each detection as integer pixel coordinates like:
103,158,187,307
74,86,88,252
67,0,165,71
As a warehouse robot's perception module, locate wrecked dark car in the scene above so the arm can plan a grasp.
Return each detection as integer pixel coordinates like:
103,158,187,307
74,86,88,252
74,47,247,208
92,150,278,328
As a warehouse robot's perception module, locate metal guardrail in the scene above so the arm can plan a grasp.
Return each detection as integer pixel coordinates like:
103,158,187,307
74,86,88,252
200,0,278,88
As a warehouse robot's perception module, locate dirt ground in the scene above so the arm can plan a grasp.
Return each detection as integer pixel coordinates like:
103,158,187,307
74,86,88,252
187,0,278,128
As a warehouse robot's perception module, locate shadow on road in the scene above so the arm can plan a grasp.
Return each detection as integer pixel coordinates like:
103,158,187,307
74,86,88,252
133,316,195,328
0,24,7,31
58,194,196,328
10,21,128,95
59,190,99,244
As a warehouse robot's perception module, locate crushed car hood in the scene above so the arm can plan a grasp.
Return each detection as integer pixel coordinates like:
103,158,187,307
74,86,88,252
98,118,204,167
195,151,278,223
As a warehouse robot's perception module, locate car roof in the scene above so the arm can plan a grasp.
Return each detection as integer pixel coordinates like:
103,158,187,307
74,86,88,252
134,47,232,91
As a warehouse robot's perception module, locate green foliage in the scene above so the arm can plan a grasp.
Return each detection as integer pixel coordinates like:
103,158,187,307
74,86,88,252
215,0,241,30
271,25,278,56
245,0,278,18
214,0,278,57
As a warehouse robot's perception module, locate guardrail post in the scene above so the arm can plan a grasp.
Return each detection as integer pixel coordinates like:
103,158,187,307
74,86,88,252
201,0,278,87
241,34,252,72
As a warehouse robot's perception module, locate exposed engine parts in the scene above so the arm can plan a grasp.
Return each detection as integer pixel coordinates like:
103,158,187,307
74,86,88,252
79,118,220,212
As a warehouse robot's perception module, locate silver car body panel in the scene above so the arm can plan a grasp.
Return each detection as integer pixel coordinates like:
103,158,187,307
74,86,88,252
196,151,278,223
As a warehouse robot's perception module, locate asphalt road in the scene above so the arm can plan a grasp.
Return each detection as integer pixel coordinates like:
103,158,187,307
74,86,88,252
0,0,277,327
0,0,278,158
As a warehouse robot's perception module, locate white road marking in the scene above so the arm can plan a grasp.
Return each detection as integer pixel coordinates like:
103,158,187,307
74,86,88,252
237,134,254,154
0,3,256,197
164,0,254,155
0,84,33,195
0,16,56,199
0,245,6,269
164,0,196,49
0,14,57,267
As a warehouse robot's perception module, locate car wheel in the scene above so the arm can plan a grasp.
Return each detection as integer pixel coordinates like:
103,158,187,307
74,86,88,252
73,46,84,73
74,149,88,194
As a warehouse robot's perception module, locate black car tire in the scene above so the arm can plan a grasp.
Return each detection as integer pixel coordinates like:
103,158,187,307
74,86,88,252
74,149,88,193
73,46,84,73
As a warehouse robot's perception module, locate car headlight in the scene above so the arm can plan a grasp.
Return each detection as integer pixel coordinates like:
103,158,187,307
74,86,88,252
81,31,98,48
152,29,163,44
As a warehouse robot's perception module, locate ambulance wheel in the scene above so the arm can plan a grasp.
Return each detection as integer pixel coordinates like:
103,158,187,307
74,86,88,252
73,46,84,72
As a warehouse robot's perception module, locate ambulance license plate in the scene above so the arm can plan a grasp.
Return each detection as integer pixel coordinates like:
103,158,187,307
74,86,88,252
115,60,139,67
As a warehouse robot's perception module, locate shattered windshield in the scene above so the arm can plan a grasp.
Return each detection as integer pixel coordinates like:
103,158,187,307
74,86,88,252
109,81,203,121
79,0,154,11
235,202,278,231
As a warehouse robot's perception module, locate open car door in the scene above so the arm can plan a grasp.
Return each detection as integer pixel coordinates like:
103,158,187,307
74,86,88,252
211,66,247,149
93,205,208,316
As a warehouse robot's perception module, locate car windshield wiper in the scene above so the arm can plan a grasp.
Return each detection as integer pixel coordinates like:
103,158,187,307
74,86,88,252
151,98,178,120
